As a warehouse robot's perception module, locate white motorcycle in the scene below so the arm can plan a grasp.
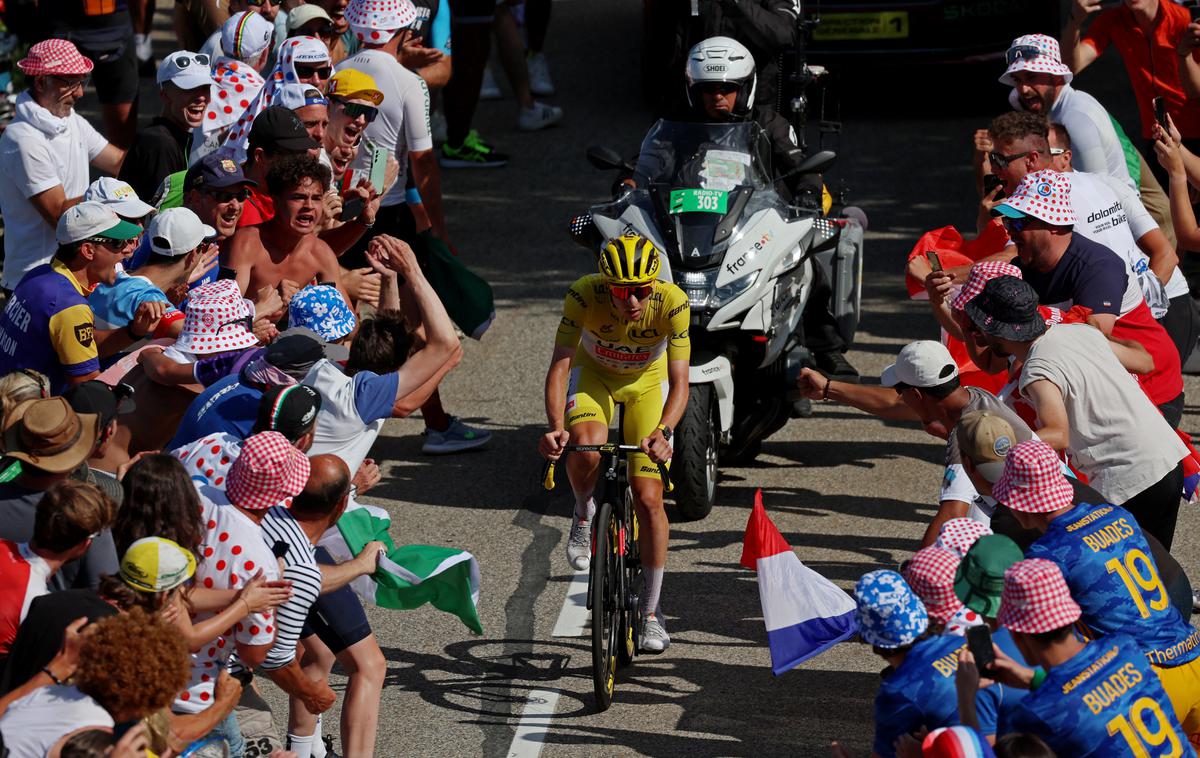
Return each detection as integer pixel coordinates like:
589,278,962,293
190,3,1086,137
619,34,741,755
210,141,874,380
571,119,866,520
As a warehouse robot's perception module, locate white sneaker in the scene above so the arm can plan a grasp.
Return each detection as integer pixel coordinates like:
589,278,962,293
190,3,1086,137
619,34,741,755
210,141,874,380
566,516,590,571
421,417,492,454
640,615,670,653
527,52,555,96
517,101,563,132
479,67,502,100
430,108,447,143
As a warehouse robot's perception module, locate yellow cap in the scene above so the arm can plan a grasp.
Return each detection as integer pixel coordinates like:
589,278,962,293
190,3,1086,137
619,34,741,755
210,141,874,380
327,68,384,105
120,537,197,593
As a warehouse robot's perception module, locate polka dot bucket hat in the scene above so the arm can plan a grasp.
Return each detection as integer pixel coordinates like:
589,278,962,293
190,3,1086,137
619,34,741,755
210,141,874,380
345,0,418,43
175,281,260,355
994,169,1076,227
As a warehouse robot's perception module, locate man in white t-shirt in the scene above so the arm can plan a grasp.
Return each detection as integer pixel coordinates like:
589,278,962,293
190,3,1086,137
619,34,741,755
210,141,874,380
337,0,447,243
0,40,127,291
795,340,1037,548
966,266,1188,551
178,431,304,754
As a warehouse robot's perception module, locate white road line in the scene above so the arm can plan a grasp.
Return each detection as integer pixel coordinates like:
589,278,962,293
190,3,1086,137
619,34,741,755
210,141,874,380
551,569,589,638
506,689,562,758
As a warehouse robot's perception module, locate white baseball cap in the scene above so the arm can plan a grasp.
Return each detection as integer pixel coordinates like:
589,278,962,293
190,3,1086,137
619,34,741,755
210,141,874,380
222,11,275,61
147,208,216,257
287,4,334,32
157,51,216,90
57,202,144,246
880,340,960,389
83,177,155,219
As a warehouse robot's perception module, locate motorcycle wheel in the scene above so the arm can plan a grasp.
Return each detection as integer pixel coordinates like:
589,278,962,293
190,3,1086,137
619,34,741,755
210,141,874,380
672,384,718,521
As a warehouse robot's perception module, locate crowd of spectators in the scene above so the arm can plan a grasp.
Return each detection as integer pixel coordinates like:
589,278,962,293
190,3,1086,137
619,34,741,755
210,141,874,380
0,0,546,749
802,2,1200,755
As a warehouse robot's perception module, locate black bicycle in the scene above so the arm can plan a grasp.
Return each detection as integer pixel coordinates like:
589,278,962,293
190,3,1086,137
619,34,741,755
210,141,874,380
542,439,672,711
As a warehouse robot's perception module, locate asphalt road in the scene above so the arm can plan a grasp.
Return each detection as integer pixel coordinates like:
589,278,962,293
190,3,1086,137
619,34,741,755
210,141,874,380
87,2,1200,755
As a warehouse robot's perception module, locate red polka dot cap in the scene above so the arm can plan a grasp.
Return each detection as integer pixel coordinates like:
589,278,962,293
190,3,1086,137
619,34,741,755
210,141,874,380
999,33,1073,87
993,168,1076,227
934,518,993,559
226,431,311,510
997,558,1082,635
902,546,964,626
345,0,418,43
175,281,260,355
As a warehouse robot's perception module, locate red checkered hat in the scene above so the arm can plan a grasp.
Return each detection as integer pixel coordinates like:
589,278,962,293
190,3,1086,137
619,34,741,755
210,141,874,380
950,261,1023,312
992,440,1074,514
995,169,1077,227
17,39,94,77
175,282,260,355
903,546,964,626
226,431,310,510
935,518,993,559
997,558,1081,634
1000,34,1074,87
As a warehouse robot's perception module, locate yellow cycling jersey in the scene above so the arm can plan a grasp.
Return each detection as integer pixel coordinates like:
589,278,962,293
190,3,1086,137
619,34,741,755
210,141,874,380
554,274,691,374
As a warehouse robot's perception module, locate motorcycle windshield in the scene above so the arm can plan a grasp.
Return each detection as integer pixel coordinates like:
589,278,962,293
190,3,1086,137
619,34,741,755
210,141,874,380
632,120,774,189
632,120,774,267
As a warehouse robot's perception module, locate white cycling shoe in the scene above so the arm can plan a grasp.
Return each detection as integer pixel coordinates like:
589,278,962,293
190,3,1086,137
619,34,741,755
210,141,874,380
640,615,670,653
566,516,591,571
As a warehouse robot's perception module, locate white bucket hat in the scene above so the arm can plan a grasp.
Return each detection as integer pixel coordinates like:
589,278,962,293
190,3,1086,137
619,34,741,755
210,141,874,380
999,34,1073,87
175,282,259,355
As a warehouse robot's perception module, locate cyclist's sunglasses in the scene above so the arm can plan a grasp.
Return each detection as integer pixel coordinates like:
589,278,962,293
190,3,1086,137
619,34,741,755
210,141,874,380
609,283,654,300
206,187,251,203
1005,44,1042,66
295,64,333,80
331,97,378,122
988,150,1031,169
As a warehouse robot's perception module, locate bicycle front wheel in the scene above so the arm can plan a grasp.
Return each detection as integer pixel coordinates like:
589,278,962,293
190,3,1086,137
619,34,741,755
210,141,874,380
590,500,620,711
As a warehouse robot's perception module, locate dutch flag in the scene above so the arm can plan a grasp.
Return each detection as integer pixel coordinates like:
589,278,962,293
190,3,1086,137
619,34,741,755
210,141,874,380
740,489,858,675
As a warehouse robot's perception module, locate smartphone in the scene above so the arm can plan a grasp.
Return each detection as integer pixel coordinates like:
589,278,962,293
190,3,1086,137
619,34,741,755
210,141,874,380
365,139,389,195
926,251,943,273
1154,96,1169,130
966,625,996,673
218,266,237,281
983,173,1006,200
339,195,365,222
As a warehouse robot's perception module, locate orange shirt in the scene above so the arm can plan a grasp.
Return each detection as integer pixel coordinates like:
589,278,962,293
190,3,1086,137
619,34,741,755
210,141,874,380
1083,1,1200,139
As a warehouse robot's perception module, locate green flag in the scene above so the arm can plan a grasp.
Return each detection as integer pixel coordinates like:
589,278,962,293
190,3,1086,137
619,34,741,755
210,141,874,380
325,504,483,635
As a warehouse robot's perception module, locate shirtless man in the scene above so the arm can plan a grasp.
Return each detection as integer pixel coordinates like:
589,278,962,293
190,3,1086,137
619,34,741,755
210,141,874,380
227,154,348,314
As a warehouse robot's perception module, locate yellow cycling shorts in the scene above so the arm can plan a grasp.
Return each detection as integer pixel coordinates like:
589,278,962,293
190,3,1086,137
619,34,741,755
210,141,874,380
1153,657,1200,746
565,356,671,481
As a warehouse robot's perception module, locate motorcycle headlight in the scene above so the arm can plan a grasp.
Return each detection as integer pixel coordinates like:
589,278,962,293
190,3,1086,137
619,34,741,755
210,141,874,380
681,268,720,310
713,271,758,306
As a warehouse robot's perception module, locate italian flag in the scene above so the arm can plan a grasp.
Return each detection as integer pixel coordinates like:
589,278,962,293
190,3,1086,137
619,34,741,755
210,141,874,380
320,502,483,635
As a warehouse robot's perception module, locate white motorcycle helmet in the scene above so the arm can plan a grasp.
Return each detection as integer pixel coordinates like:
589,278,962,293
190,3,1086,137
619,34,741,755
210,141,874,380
684,36,757,119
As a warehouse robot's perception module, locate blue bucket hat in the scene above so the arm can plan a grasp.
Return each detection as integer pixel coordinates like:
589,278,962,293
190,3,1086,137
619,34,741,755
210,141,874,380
855,570,928,649
288,285,356,342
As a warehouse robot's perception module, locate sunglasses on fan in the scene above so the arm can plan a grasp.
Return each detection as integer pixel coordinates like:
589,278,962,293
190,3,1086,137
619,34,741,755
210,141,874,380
330,97,378,122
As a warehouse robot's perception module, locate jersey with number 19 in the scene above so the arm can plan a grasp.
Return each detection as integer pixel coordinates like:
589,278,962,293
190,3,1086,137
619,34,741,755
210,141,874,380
1026,501,1200,667
1007,634,1193,757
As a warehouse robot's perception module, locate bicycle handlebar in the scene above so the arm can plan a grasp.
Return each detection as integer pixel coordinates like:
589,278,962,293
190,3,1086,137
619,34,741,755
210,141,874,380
541,444,673,493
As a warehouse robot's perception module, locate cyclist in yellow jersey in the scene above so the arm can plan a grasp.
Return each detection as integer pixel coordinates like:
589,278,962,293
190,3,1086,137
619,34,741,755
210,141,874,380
539,232,691,653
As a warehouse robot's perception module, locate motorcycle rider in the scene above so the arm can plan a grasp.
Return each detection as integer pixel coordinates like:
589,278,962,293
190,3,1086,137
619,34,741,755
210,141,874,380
641,0,799,115
539,232,691,653
633,36,857,380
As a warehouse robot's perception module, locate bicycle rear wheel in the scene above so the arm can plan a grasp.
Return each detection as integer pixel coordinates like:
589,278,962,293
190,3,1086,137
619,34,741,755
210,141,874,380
590,500,620,711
